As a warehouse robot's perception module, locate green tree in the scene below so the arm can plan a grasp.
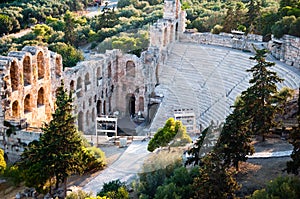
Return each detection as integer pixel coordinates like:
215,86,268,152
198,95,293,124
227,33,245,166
192,150,240,199
19,81,87,197
241,48,283,142
286,88,300,175
245,0,261,34
48,42,84,68
289,17,300,37
250,176,300,199
271,15,296,38
154,166,200,199
63,11,78,46
147,118,191,152
0,14,13,35
217,99,254,171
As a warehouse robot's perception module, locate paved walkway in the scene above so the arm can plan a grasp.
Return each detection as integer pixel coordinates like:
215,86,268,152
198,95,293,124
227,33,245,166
83,140,150,195
248,150,293,159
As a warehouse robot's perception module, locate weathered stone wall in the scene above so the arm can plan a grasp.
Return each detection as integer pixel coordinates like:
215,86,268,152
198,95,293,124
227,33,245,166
179,32,264,53
0,46,62,128
268,35,300,69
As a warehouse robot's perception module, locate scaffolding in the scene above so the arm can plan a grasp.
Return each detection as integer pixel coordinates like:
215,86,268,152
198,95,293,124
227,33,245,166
94,116,118,145
174,108,196,133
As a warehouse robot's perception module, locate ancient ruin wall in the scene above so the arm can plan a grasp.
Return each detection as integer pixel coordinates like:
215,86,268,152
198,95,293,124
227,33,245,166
0,46,62,128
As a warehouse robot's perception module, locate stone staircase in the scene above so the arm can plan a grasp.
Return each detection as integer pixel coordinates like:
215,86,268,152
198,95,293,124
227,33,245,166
149,42,300,133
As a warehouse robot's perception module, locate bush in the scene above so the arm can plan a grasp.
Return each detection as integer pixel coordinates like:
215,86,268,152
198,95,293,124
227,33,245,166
211,24,223,34
250,176,300,199
0,149,6,174
48,42,84,68
97,179,129,199
66,189,92,199
2,165,24,186
136,149,183,198
83,146,106,172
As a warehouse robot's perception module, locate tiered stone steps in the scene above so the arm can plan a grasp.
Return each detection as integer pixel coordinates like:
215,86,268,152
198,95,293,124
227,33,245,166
149,42,300,133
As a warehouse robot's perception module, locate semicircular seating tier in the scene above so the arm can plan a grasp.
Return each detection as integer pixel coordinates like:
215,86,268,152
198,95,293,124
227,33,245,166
149,42,300,133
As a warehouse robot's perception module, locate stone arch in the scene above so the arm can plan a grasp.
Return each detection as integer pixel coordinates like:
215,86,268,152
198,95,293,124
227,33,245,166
12,100,19,118
37,51,45,79
108,96,112,113
23,56,31,86
76,77,83,97
97,67,102,78
24,94,32,113
10,60,19,91
70,80,75,91
103,100,106,115
55,56,62,77
78,111,84,132
92,108,95,122
85,73,90,91
139,96,144,111
37,87,44,107
170,24,174,43
108,63,112,78
126,94,135,117
86,110,90,126
97,100,102,115
126,61,135,77
163,27,168,47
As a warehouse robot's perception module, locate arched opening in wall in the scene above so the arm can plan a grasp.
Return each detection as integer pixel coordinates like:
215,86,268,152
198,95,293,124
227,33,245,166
108,96,112,113
85,73,90,91
163,27,168,47
103,100,106,115
92,108,95,122
10,60,19,91
37,87,45,107
76,77,82,97
55,57,62,77
155,64,160,84
126,61,135,77
126,94,135,117
114,61,118,82
170,25,174,43
70,80,75,91
108,63,112,78
97,67,102,78
86,110,90,127
175,23,178,40
12,101,19,118
78,111,84,132
23,56,31,86
37,51,45,79
139,97,144,112
24,94,32,113
97,100,102,116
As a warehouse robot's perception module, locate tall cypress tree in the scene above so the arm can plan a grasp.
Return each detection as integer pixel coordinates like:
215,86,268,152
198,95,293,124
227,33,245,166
241,48,283,142
19,81,86,197
40,81,85,197
217,100,254,171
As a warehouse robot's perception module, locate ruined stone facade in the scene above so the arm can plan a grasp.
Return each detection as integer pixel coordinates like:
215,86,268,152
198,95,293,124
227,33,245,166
268,35,300,69
0,46,62,128
0,0,185,160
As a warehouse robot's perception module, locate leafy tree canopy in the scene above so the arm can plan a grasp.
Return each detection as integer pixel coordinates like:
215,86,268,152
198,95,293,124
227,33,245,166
147,118,191,152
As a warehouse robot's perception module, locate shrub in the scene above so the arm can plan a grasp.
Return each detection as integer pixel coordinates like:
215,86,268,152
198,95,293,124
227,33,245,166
83,146,106,172
211,24,223,34
250,176,300,199
97,179,129,199
66,189,92,199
